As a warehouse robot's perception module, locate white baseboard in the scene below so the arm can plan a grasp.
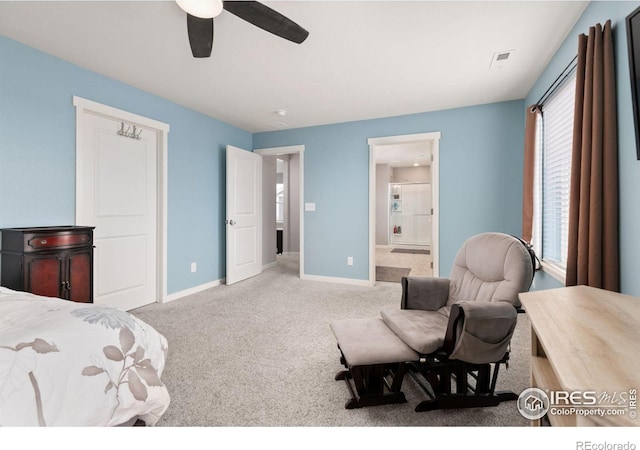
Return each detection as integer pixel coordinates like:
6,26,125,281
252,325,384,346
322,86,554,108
263,261,278,270
301,273,373,287
164,278,225,303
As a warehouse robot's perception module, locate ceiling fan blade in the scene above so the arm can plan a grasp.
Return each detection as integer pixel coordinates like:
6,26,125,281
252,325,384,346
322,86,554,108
187,13,214,58
223,1,309,44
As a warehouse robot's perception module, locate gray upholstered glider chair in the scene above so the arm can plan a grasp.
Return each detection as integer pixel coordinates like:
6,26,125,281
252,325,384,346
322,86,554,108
330,232,536,411
382,232,535,411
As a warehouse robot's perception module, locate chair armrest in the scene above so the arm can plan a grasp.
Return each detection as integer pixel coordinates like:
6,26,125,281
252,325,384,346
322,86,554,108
400,276,450,311
444,301,518,364
442,303,465,354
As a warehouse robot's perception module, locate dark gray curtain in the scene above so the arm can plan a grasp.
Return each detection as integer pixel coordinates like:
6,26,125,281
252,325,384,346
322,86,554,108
566,20,619,291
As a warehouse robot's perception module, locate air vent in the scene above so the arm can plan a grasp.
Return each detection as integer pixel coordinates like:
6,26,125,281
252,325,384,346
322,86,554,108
490,49,515,70
269,121,290,130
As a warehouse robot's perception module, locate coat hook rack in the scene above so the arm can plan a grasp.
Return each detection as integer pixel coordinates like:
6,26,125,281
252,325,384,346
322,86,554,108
117,122,142,140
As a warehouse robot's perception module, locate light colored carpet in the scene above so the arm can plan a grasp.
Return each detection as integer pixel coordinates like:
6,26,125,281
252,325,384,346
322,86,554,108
132,254,531,427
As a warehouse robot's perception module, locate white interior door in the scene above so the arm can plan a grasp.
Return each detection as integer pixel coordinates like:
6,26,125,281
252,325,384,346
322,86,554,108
226,145,262,285
78,113,157,311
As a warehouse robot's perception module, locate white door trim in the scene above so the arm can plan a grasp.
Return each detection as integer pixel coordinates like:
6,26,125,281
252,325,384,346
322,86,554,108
368,132,441,285
254,145,304,279
73,96,169,303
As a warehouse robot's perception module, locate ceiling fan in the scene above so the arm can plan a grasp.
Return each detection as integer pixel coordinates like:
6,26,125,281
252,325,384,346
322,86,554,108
176,0,309,58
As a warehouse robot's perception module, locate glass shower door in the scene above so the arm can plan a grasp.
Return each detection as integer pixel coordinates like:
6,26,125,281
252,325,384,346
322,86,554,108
389,183,431,246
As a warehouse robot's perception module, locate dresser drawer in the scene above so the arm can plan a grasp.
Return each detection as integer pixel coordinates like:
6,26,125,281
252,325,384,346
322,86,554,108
1,226,94,253
27,232,92,250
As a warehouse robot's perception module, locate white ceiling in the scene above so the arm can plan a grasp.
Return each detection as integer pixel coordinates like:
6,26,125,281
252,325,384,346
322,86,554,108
376,141,432,168
0,1,589,133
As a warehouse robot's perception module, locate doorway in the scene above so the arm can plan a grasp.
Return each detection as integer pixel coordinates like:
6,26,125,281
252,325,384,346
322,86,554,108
368,132,440,285
254,145,304,278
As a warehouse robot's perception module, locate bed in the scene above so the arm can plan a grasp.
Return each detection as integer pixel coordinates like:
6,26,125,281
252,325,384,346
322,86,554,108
0,286,170,426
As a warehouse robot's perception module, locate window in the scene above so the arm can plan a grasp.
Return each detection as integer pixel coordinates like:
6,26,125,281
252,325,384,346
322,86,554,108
532,73,576,279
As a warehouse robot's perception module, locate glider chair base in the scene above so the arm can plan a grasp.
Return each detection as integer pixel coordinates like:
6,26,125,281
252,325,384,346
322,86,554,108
406,356,518,412
334,364,409,409
330,318,419,409
413,392,517,412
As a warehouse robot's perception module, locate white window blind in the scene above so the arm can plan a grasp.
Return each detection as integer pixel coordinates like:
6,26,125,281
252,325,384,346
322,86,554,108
535,74,576,271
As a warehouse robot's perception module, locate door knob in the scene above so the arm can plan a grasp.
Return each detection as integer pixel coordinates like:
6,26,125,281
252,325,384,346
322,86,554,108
226,219,236,226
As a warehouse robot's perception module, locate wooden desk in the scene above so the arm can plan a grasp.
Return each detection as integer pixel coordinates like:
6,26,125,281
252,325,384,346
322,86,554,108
519,285,640,426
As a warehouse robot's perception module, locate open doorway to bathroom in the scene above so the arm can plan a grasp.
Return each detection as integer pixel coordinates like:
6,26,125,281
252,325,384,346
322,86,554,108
255,145,304,278
368,132,440,284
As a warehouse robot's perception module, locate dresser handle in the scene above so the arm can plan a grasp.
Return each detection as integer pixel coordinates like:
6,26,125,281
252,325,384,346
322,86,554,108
40,239,47,245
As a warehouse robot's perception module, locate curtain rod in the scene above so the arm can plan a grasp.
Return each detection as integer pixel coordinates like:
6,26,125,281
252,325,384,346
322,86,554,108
535,54,578,107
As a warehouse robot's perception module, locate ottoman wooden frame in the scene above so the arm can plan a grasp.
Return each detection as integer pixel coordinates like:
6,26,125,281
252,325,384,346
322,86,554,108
330,318,419,409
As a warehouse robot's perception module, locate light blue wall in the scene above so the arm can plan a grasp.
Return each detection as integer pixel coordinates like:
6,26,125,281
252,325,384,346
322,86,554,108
0,36,252,294
525,1,640,295
18,7,626,289
254,101,526,280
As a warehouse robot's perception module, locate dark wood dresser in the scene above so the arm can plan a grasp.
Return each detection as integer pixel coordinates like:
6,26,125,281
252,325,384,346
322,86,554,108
0,226,95,303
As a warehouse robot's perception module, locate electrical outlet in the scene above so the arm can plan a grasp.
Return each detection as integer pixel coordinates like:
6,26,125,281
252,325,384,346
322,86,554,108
347,256,353,266
190,262,197,273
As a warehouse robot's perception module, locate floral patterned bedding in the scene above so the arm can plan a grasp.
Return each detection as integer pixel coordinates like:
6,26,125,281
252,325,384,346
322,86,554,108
0,286,170,426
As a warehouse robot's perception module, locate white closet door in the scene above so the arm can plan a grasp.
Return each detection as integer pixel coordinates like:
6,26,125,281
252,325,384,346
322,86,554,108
78,113,157,311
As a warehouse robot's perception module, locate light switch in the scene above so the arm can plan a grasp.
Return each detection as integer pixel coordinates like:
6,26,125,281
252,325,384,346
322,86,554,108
305,203,316,211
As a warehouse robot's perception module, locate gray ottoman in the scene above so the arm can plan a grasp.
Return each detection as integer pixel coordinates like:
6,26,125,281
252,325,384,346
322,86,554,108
330,318,419,409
